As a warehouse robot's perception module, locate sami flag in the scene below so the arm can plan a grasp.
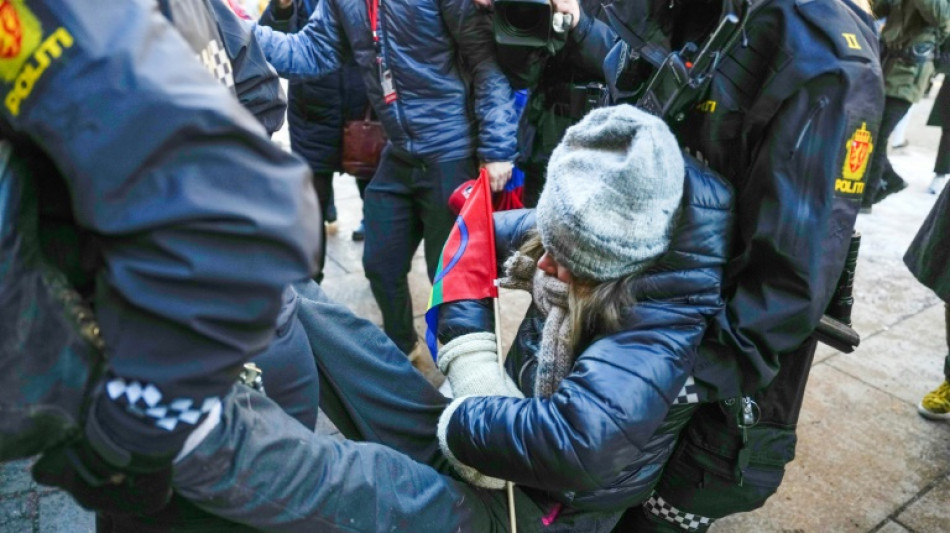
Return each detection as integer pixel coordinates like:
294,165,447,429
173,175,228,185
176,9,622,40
497,167,525,211
425,169,499,359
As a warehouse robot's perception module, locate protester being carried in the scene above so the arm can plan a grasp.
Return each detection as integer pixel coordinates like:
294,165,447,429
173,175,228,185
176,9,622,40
165,105,736,532
433,104,735,515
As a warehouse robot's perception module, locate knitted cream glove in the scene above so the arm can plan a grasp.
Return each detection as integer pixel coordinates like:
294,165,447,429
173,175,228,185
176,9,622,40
436,332,524,399
435,332,524,490
437,397,506,490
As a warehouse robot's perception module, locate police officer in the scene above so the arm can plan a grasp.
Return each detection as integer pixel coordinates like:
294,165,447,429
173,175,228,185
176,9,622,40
3,0,320,520
585,0,885,529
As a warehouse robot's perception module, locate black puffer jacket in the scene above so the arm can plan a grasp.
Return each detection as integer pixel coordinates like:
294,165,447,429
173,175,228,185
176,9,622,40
259,0,368,174
438,157,735,511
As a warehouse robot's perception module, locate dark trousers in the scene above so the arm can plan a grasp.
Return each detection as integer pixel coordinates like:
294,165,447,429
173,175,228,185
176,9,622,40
362,145,476,353
936,128,950,175
310,171,333,284
166,281,620,532
865,97,913,205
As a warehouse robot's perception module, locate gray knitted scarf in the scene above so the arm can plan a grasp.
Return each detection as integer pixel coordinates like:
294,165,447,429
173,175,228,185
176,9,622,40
499,252,573,398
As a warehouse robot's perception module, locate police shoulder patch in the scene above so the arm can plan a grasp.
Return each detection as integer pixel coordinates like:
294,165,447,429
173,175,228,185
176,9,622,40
0,0,41,82
0,0,74,118
835,122,873,198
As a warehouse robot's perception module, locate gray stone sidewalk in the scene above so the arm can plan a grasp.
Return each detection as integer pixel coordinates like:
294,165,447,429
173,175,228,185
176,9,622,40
3,80,949,531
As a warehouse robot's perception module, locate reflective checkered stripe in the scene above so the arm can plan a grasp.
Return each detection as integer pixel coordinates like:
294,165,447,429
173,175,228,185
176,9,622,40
673,376,700,405
106,378,221,432
643,494,714,531
197,39,235,92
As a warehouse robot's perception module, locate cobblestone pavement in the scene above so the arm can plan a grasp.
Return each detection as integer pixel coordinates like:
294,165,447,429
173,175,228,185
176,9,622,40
3,80,950,531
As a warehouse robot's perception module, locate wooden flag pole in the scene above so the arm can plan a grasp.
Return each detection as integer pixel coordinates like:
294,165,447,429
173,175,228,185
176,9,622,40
493,282,517,533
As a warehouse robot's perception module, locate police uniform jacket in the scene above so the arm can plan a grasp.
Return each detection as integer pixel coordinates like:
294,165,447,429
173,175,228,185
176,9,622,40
253,0,517,164
170,0,289,134
0,0,319,458
436,159,735,511
873,0,950,103
610,0,885,403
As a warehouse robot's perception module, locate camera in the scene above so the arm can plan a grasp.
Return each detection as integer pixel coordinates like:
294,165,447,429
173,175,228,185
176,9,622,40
493,0,572,47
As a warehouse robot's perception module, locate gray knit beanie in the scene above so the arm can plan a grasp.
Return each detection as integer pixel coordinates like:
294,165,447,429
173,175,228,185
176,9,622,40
536,104,685,281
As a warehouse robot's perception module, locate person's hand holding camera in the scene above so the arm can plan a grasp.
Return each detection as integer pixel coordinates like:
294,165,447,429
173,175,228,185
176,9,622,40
551,0,581,29
474,0,580,30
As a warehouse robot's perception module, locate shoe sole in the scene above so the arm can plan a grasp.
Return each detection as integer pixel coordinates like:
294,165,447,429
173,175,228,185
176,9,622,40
917,402,950,420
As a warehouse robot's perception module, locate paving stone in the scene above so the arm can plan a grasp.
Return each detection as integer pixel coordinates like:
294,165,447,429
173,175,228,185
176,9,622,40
827,302,947,405
0,492,36,532
0,460,35,495
895,473,950,533
713,364,950,531
876,519,912,533
38,492,93,533
320,271,383,327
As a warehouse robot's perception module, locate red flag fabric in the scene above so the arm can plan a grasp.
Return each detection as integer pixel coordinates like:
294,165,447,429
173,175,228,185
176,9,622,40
425,169,498,357
448,169,525,216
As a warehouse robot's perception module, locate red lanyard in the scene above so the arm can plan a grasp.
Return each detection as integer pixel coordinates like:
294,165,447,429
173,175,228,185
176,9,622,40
366,0,380,44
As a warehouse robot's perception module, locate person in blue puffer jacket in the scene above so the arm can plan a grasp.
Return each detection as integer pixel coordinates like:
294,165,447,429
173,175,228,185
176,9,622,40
433,104,736,516
258,0,370,274
253,0,519,365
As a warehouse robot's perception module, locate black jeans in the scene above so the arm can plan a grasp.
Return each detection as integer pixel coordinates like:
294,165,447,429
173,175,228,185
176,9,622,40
864,97,913,205
362,145,476,353
936,128,950,175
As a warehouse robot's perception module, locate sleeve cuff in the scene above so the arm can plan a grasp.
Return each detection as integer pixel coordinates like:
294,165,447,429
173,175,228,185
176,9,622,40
436,396,507,490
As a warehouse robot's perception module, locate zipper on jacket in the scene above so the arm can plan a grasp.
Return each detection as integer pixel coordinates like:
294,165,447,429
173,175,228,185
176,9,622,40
379,4,414,154
790,96,829,156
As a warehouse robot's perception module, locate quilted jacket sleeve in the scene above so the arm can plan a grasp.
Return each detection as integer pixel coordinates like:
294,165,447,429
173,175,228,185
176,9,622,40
441,0,518,162
253,0,346,79
210,0,287,134
444,306,706,491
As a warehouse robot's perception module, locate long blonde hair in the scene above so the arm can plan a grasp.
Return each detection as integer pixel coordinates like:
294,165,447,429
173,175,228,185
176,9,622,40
518,232,638,353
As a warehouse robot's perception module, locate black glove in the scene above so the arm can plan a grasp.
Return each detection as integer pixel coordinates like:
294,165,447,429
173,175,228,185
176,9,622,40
32,437,173,515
